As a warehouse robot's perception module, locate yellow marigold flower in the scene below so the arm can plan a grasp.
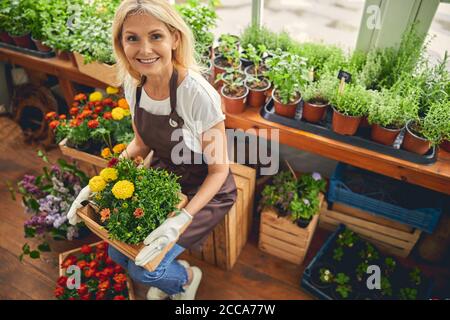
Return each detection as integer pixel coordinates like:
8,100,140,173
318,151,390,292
89,91,103,102
89,176,106,192
123,108,131,116
112,180,134,199
111,107,125,120
118,98,129,110
106,86,119,95
100,167,118,182
101,147,112,159
112,143,126,154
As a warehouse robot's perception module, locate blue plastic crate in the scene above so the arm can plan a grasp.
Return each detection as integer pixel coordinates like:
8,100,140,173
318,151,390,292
301,224,435,300
327,163,445,233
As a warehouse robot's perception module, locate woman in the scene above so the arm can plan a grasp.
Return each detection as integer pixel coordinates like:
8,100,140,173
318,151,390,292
68,0,237,300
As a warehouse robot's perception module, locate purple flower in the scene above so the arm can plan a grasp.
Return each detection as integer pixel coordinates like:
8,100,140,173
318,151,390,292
312,172,322,181
303,198,310,206
51,165,61,176
19,175,43,197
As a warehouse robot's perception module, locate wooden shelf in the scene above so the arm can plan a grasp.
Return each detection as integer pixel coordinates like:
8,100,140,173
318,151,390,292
224,105,450,195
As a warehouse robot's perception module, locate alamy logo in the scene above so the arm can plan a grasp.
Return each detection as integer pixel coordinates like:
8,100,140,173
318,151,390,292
366,5,382,30
366,265,381,290
66,265,81,289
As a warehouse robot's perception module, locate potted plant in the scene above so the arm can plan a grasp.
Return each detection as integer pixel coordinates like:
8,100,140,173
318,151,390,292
216,68,248,114
28,0,52,52
384,257,397,276
409,267,422,286
368,89,419,146
330,84,373,135
0,1,14,44
242,43,269,77
7,0,35,49
213,34,241,84
318,268,335,289
401,119,432,155
333,273,353,299
336,228,359,249
333,246,344,262
9,151,89,261
399,287,418,300
355,261,369,283
57,241,135,300
420,100,450,153
358,243,380,263
244,74,271,109
264,50,309,118
300,74,337,123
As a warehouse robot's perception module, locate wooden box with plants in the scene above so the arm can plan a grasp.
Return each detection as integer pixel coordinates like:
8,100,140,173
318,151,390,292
258,170,326,265
76,157,188,272
318,200,422,258
301,225,433,300
182,163,256,270
57,241,135,300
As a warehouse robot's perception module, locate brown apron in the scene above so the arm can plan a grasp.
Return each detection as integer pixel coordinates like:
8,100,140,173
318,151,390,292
133,69,237,249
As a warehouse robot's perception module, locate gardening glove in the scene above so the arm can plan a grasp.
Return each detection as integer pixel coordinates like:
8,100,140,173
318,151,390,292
135,208,193,266
143,149,154,168
67,185,91,225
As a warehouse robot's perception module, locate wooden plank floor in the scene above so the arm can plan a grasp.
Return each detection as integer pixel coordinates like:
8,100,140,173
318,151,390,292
1,116,448,300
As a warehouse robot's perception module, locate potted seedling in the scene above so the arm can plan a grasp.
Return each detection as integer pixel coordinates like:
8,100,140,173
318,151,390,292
333,273,353,300
368,89,418,146
312,267,335,289
333,246,344,262
384,257,397,276
355,261,369,283
336,228,359,249
300,74,337,123
213,34,241,83
371,276,393,300
409,267,422,286
399,287,418,300
330,84,373,135
264,50,309,118
8,0,35,49
243,44,271,108
216,68,248,114
214,33,240,56
358,243,379,263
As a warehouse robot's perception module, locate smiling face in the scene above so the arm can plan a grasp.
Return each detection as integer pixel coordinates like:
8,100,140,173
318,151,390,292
121,13,179,79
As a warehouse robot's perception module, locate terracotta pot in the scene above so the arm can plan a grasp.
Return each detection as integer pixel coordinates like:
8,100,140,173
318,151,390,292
302,100,328,123
370,123,402,146
401,120,431,155
0,31,14,45
221,86,248,114
272,90,300,118
32,38,52,52
440,140,450,153
331,107,362,136
10,33,34,49
244,78,271,108
244,64,268,77
213,56,243,89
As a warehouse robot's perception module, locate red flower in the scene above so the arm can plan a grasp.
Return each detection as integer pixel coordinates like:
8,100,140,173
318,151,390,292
114,265,124,273
113,282,125,292
96,251,106,261
84,268,95,278
57,276,68,287
103,112,112,120
89,260,98,270
45,111,57,120
113,295,126,300
88,119,99,129
69,107,79,116
112,101,118,108
107,158,119,167
105,256,115,266
54,286,65,298
95,291,105,300
98,279,110,292
80,293,90,300
74,93,87,101
103,267,114,277
133,208,144,219
49,120,60,129
72,102,80,108
113,273,127,284
94,106,103,113
68,297,76,300
103,98,113,105
76,260,88,270
59,114,67,120
70,119,82,127
61,255,77,269
80,245,92,255
91,113,98,119
77,283,88,295
96,242,108,252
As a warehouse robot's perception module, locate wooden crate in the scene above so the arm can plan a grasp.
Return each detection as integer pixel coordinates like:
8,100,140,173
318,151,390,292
59,241,136,300
258,194,324,265
76,193,188,272
59,137,108,170
319,200,422,258
73,52,120,87
184,163,256,270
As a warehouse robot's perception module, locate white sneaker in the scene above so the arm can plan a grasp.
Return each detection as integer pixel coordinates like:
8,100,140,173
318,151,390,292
171,266,202,300
146,260,190,300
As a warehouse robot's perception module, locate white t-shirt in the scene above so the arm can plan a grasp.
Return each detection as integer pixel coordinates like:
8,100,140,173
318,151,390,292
124,70,225,153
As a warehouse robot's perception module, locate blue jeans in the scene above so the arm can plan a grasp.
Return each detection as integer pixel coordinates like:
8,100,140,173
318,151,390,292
108,244,188,295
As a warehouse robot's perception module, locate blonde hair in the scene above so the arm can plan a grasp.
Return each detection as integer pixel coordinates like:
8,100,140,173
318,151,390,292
112,0,199,86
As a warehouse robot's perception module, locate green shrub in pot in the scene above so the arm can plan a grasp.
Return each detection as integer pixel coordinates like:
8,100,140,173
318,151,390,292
421,100,450,146
301,74,338,105
330,84,373,117
7,0,35,37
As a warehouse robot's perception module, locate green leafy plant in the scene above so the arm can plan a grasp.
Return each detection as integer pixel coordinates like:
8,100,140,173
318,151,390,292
240,24,294,52
384,257,397,275
380,276,393,297
216,34,241,69
0,0,12,33
264,49,309,104
358,243,379,262
399,287,418,300
334,273,352,299
333,246,344,262
242,43,268,76
337,228,359,248
409,267,422,286
301,74,338,104
331,84,374,117
356,261,369,282
216,68,246,97
319,268,334,284
90,158,182,244
245,74,270,91
421,100,450,146
6,0,35,36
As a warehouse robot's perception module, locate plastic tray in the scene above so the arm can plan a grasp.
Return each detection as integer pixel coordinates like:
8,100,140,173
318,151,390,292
327,163,444,233
260,98,437,165
0,41,56,59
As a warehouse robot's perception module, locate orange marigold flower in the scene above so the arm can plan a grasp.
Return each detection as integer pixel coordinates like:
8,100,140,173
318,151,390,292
103,112,112,120
69,107,79,116
98,280,110,292
133,208,144,219
100,208,111,222
113,273,127,284
49,120,60,129
45,111,57,120
72,102,80,108
117,98,129,110
74,93,87,101
101,147,112,159
94,106,103,113
88,119,99,129
59,114,66,120
70,119,81,127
